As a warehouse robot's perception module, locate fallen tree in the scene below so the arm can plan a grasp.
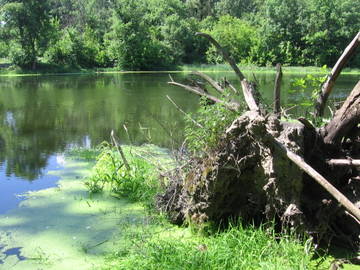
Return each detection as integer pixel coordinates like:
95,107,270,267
157,32,360,249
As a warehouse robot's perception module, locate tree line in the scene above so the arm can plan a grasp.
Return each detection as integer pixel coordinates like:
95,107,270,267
0,0,359,70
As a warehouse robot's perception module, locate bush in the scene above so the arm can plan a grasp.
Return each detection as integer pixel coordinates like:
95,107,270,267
204,15,257,64
45,27,109,68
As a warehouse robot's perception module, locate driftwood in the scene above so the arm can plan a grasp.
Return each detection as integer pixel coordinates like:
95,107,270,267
160,33,360,248
315,31,360,117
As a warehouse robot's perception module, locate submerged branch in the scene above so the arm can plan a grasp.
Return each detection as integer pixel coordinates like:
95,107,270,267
191,71,225,94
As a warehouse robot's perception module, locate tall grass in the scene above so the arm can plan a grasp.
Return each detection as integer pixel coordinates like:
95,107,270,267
84,142,165,208
102,222,315,270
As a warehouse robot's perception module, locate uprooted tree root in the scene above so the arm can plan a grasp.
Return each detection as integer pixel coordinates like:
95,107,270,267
158,112,359,248
157,32,360,249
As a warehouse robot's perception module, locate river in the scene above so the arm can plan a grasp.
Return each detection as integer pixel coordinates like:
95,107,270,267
0,71,358,213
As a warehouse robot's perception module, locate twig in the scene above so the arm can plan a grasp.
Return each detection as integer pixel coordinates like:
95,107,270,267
166,95,203,128
168,81,240,111
191,71,225,94
111,130,130,171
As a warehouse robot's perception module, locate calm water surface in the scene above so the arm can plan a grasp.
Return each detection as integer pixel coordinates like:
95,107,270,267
0,72,358,213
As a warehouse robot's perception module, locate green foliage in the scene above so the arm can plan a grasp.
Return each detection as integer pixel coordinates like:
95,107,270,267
103,222,315,270
1,0,360,69
185,96,239,154
205,15,257,64
85,142,161,208
289,66,327,125
2,0,53,68
45,26,109,68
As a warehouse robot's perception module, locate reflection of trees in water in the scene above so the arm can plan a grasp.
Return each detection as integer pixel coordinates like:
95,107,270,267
0,74,196,180
2,73,353,181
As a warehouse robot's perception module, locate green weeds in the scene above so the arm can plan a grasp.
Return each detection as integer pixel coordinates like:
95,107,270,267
102,222,316,270
85,143,164,209
185,96,240,155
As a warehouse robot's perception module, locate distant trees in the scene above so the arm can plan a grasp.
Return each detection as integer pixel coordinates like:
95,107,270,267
1,0,53,68
0,0,358,69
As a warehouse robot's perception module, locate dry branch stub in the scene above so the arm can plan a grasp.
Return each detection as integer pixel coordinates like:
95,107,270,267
159,33,360,248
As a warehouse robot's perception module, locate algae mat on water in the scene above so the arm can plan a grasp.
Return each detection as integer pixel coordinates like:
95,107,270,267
0,158,148,269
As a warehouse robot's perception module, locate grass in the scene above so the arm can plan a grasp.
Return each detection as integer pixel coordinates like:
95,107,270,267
179,64,360,74
68,145,358,270
0,60,359,76
102,221,316,270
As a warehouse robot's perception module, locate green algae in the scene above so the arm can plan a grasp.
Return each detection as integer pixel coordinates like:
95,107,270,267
0,158,154,270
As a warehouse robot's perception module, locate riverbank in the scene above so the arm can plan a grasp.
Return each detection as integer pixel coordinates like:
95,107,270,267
0,62,359,77
0,147,358,269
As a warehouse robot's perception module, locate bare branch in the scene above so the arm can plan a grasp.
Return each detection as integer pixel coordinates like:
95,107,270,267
166,95,203,128
191,71,225,94
327,159,360,167
271,136,360,222
315,31,360,117
111,130,130,171
168,81,240,111
196,32,261,113
273,63,282,116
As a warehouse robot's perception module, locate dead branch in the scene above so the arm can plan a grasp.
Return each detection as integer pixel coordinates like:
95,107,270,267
168,81,240,111
111,130,131,171
271,136,360,222
274,63,282,117
196,32,261,113
166,95,204,129
191,71,225,94
225,80,239,95
315,31,360,117
322,80,360,144
327,159,360,166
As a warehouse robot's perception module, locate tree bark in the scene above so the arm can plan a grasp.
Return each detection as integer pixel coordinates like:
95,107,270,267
321,80,360,145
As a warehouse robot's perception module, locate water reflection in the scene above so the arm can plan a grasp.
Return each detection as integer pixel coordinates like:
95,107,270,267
0,72,358,181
